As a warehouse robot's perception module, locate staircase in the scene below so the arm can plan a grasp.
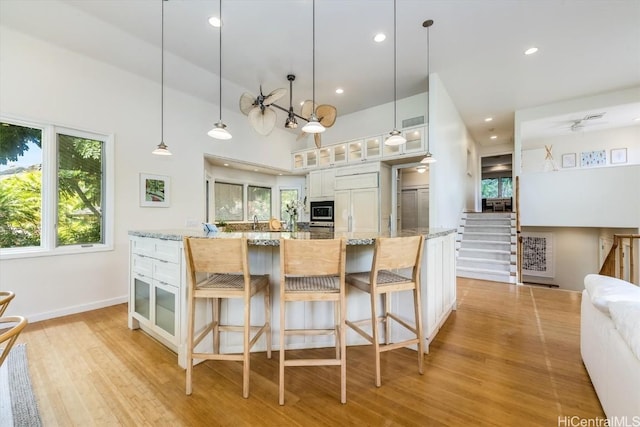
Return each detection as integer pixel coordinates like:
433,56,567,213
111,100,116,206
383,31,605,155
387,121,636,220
456,212,517,284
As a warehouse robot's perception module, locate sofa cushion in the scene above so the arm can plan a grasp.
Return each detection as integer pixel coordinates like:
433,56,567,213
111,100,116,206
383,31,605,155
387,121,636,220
608,300,640,361
583,274,640,315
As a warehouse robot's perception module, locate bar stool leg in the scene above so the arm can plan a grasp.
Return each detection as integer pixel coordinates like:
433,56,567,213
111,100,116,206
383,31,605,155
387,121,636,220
265,284,272,359
279,299,286,405
413,287,425,375
243,297,251,398
370,291,381,387
186,290,196,395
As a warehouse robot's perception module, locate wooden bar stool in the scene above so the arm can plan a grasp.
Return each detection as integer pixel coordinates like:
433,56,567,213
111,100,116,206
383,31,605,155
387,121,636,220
0,316,27,366
278,238,347,405
183,237,271,398
345,235,425,387
0,291,15,316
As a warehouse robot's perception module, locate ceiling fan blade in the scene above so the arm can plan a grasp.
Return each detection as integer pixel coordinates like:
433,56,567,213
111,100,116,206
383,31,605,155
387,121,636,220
316,104,337,127
300,100,316,119
314,133,321,148
264,88,286,106
239,92,256,115
248,107,277,136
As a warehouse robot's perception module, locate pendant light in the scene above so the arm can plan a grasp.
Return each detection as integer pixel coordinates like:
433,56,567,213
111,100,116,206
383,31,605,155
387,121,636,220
153,0,172,156
301,0,325,134
420,19,436,164
208,0,232,140
385,0,406,146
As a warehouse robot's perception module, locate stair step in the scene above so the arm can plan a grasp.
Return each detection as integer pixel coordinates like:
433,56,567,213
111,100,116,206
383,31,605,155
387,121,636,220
458,248,511,261
457,257,511,271
456,267,515,284
458,240,512,251
463,225,511,234
460,232,512,242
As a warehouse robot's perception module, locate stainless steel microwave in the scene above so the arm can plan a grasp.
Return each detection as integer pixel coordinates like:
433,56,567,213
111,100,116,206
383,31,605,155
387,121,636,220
310,201,334,222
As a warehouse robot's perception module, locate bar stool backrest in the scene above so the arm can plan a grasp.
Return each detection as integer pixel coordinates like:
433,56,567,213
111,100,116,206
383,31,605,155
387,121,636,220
0,291,15,317
372,236,424,281
281,238,345,276
184,237,249,278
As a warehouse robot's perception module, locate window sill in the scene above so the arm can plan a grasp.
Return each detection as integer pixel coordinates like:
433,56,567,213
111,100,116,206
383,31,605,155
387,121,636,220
0,243,114,260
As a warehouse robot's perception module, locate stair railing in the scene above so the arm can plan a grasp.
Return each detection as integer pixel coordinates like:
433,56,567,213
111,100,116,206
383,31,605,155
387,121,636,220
599,234,640,284
516,176,522,284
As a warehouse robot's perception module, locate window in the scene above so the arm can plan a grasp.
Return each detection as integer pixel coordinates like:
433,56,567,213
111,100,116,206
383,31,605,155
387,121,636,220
214,182,243,221
0,118,113,257
481,176,512,198
247,185,271,220
280,189,299,221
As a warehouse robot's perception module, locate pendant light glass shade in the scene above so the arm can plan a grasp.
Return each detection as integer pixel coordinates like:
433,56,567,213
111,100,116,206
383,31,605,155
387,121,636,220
385,0,405,146
386,130,405,146
303,0,326,135
209,0,231,140
207,122,232,139
420,19,436,164
153,0,171,156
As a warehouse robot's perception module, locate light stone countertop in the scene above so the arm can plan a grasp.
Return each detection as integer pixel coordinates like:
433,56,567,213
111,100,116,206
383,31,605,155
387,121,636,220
128,228,456,246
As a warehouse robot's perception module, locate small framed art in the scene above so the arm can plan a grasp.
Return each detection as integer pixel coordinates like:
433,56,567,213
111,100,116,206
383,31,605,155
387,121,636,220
140,173,170,207
610,148,627,164
561,153,576,168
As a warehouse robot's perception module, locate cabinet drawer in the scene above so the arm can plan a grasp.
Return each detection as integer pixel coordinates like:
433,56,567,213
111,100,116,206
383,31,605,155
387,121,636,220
334,172,378,190
154,240,181,263
131,237,156,257
132,254,153,278
154,260,181,287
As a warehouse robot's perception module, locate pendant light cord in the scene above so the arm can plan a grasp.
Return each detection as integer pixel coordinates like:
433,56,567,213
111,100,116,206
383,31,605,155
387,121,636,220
393,0,397,129
161,0,164,142
219,0,223,122
312,0,316,108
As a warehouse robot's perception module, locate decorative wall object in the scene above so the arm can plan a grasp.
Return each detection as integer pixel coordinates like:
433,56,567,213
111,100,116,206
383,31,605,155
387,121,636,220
561,153,576,168
140,173,170,207
580,150,606,167
610,148,627,164
543,145,557,171
522,232,554,278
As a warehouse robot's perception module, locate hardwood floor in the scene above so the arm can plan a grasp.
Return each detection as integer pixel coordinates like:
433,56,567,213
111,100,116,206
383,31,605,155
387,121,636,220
19,278,604,426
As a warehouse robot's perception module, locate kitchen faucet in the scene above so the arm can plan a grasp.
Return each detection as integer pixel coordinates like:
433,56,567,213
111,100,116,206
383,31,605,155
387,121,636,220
253,215,258,230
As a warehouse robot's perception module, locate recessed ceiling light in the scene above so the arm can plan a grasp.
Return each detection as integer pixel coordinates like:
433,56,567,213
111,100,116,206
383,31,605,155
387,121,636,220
335,88,344,94
374,33,386,43
524,47,538,55
484,117,493,122
253,169,258,172
490,135,497,140
208,16,221,27
634,117,640,122
223,163,229,166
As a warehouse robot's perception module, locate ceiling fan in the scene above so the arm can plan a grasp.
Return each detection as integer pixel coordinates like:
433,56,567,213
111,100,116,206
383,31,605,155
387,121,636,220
239,75,337,146
568,112,607,132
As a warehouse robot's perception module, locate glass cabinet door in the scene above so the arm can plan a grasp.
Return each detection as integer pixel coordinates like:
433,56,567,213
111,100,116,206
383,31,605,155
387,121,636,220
292,152,305,169
318,148,332,167
348,140,363,162
333,144,347,164
155,283,177,336
133,276,151,321
403,127,424,153
306,150,317,168
383,135,401,157
364,137,381,159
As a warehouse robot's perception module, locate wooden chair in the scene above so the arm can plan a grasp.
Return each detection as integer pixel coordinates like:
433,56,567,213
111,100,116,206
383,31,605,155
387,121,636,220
345,235,425,387
278,238,347,405
183,237,271,398
0,316,28,366
0,291,15,317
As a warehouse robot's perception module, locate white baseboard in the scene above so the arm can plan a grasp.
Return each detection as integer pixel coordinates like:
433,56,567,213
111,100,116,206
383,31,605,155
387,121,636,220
28,295,128,323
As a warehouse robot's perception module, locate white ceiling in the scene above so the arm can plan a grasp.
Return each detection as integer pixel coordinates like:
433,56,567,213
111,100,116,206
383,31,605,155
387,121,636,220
1,0,639,148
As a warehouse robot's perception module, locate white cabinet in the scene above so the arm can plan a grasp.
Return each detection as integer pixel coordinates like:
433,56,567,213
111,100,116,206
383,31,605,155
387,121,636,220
291,149,318,170
129,237,182,351
334,165,391,233
309,169,335,200
348,137,382,163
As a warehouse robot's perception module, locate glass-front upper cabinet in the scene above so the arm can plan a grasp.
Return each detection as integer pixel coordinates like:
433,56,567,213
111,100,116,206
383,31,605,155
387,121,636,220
318,147,332,167
292,152,305,170
383,134,402,157
403,127,425,153
348,140,363,162
364,136,381,160
333,144,347,165
306,150,318,168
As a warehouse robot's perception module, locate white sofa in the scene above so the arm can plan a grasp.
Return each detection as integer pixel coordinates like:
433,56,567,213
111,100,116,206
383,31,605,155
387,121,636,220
581,274,640,419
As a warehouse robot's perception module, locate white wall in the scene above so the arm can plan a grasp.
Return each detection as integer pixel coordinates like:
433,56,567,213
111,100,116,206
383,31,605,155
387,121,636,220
429,74,477,228
0,26,296,320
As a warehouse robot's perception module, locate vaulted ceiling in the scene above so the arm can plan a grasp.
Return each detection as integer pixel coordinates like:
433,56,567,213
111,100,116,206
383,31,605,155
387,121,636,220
1,0,639,148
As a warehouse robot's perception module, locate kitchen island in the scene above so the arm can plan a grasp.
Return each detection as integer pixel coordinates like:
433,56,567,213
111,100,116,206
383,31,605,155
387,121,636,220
128,228,456,368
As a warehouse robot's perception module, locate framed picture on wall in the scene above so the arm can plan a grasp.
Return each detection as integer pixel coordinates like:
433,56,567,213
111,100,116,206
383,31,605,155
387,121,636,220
140,173,170,207
561,153,576,168
610,148,627,164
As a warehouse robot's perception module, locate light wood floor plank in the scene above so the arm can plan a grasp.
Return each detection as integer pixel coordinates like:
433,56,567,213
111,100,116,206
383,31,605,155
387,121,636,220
16,278,604,425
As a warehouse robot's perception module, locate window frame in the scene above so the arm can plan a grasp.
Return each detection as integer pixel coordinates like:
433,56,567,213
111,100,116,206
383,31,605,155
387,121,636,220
0,116,114,259
213,179,275,222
